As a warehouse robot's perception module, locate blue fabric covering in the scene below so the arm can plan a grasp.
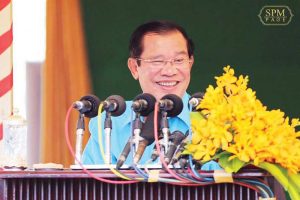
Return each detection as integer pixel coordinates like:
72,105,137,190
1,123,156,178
201,160,222,170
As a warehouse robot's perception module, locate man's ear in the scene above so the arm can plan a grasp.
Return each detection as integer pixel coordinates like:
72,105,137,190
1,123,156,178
189,55,194,69
128,58,139,80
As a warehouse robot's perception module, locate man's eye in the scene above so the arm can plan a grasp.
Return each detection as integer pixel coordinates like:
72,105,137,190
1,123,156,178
151,60,165,65
173,58,185,64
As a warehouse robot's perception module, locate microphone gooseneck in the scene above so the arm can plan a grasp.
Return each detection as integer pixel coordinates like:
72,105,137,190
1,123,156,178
157,94,183,154
133,110,161,164
102,95,126,164
164,130,188,164
170,131,190,165
72,94,100,165
116,136,133,169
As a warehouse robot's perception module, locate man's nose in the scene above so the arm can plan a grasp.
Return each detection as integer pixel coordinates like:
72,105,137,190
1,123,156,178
160,61,178,75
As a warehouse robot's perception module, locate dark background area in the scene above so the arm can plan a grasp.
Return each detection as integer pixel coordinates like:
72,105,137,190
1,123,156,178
81,1,300,118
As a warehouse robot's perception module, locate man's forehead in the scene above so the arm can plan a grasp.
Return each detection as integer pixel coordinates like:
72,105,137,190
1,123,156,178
141,31,188,55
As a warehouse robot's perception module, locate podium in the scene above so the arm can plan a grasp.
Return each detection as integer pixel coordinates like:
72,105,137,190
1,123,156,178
0,168,284,200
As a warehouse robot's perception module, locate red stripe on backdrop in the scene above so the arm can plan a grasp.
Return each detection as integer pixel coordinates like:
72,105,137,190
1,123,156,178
0,0,11,11
0,70,13,97
0,25,13,55
0,123,2,140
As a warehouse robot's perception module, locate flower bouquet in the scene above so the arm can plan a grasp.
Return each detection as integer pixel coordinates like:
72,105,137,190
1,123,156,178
184,66,300,200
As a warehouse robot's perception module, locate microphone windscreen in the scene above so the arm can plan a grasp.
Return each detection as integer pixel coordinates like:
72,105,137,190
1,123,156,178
161,94,183,117
190,92,204,99
79,94,100,118
133,93,156,116
189,92,205,110
106,95,126,116
171,130,187,145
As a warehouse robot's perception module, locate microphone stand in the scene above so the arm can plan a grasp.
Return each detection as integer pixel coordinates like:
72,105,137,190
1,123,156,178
160,110,170,154
116,112,143,169
104,112,112,164
75,113,85,165
132,112,142,154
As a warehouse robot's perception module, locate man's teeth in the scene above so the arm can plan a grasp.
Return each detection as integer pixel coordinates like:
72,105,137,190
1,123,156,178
158,82,177,86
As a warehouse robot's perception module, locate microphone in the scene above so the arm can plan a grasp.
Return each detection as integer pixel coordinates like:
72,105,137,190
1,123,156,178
103,95,126,116
117,94,156,168
158,94,183,154
102,95,126,164
150,133,164,161
170,133,190,165
116,136,133,169
159,94,183,117
132,93,156,116
164,130,188,164
73,94,100,118
133,139,149,164
133,111,161,164
73,94,100,164
132,93,156,155
189,92,204,111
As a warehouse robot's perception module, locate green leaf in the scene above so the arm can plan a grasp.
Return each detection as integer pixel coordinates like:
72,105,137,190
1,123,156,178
289,173,300,193
213,151,231,160
181,150,191,155
218,152,246,173
258,162,300,200
190,112,205,121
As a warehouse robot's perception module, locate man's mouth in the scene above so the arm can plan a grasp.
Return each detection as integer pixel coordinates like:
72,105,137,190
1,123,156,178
157,81,178,87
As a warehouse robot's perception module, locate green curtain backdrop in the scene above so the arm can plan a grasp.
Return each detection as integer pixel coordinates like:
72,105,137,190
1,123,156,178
81,1,300,118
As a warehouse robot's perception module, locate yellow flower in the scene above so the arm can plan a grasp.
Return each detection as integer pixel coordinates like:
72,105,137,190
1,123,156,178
188,66,300,174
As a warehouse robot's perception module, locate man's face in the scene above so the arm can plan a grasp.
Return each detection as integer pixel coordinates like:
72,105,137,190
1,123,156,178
128,31,194,100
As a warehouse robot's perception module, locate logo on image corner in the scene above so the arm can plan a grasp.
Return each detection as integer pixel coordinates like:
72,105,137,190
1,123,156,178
258,5,294,26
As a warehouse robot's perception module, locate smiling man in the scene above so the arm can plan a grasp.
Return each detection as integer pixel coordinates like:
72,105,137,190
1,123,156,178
127,22,194,100
82,21,220,169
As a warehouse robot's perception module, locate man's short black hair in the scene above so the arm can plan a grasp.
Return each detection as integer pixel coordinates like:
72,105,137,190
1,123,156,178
129,20,194,59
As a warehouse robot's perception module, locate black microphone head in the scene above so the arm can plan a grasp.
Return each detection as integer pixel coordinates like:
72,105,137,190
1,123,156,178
190,92,204,99
171,130,188,145
160,94,183,117
189,92,205,111
79,94,100,118
133,93,156,116
105,95,126,116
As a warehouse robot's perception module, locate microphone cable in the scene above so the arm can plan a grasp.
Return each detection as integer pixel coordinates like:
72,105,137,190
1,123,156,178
97,103,144,181
128,110,149,180
188,155,213,182
153,103,191,183
187,156,270,196
65,104,138,184
172,162,210,184
187,104,214,182
66,98,276,196
143,159,185,183
238,179,274,198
